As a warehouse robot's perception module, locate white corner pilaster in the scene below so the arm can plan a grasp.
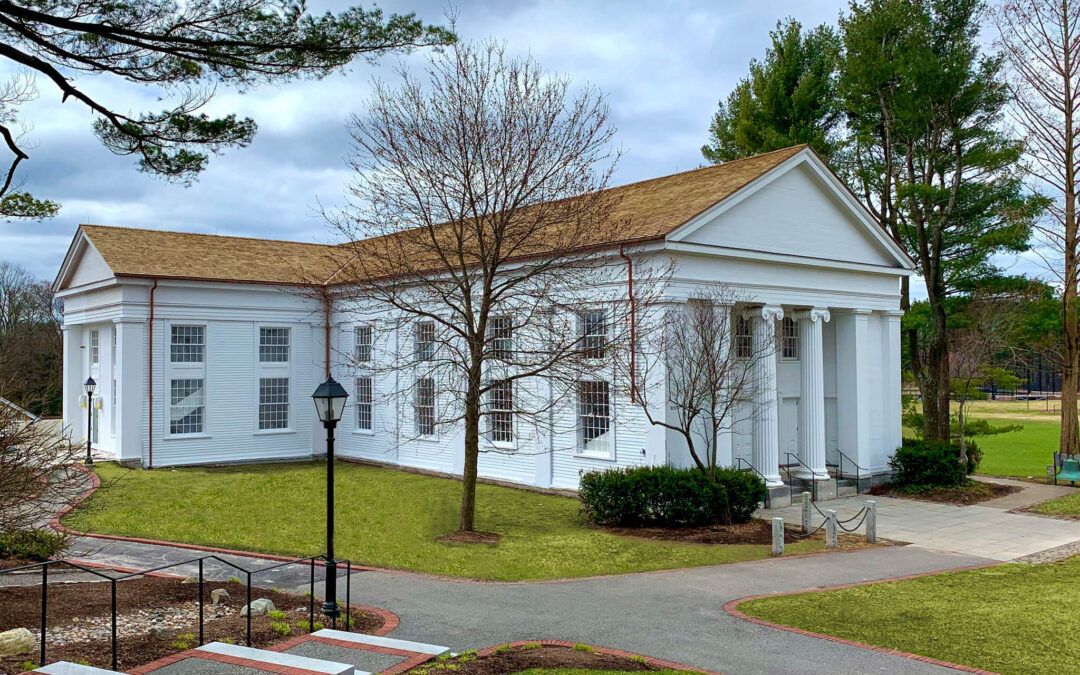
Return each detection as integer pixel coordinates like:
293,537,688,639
752,305,783,486
836,309,872,469
797,308,830,479
113,318,145,462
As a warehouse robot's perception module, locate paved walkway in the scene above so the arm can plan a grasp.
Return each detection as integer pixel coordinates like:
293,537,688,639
763,480,1080,561
974,475,1075,510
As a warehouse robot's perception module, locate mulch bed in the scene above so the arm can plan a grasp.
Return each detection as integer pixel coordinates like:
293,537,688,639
410,644,664,675
870,481,1022,506
436,530,503,544
600,518,875,549
0,575,382,675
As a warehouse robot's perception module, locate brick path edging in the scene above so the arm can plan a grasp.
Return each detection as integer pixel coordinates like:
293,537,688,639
474,640,717,674
722,563,1003,675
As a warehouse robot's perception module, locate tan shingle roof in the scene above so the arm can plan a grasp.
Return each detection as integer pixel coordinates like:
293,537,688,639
77,145,806,286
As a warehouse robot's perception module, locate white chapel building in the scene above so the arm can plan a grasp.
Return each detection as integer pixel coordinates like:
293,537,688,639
54,145,914,501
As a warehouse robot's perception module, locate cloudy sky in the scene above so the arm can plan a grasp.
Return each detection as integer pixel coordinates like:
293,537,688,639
0,0,1039,293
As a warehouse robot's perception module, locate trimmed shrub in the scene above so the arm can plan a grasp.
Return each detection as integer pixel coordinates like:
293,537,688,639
889,438,976,489
0,528,66,561
578,465,767,527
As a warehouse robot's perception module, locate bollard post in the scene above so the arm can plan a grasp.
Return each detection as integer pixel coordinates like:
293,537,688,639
865,500,877,544
771,517,784,557
825,509,838,549
801,491,812,533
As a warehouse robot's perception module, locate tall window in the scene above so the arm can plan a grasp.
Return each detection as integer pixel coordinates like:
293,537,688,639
415,322,435,361
577,380,611,456
488,316,513,360
415,377,435,436
355,325,373,362
259,327,290,362
89,329,100,366
355,376,373,431
169,378,204,435
735,315,753,359
488,379,513,444
580,310,607,359
258,377,289,430
781,318,799,360
170,325,205,363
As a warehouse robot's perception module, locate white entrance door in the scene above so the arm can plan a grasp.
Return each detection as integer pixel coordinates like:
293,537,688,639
779,397,799,467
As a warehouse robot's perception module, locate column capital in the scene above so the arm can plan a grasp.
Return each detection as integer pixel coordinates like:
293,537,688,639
759,305,784,322
793,308,831,323
882,309,905,318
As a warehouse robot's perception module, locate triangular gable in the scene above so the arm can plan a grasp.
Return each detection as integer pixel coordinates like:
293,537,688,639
668,149,915,271
53,229,116,291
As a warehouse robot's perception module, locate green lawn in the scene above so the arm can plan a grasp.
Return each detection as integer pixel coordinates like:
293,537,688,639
68,462,832,581
974,419,1060,478
1034,491,1080,517
739,557,1080,674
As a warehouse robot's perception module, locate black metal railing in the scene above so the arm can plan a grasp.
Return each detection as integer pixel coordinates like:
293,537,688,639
735,457,771,509
783,452,825,502
0,553,357,672
836,450,867,494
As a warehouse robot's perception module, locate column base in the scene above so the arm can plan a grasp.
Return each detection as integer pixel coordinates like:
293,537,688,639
795,469,830,480
763,474,784,487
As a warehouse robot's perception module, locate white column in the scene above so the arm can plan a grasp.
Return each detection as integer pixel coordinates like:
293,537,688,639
797,308,830,479
883,310,904,455
113,319,145,463
752,305,784,486
836,309,872,468
61,325,83,442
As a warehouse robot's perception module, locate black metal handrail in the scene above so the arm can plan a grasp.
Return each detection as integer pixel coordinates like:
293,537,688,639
783,452,824,502
735,457,770,509
836,450,866,494
0,553,358,671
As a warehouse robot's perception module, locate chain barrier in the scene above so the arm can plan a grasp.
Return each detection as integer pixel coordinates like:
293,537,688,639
837,509,870,533
786,519,827,538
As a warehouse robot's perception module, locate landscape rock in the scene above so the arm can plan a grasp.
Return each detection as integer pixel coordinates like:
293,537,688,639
0,627,35,656
240,598,275,617
180,576,198,584
211,588,230,606
151,626,179,640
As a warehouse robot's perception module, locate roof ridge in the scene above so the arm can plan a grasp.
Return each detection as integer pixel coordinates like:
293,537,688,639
80,223,337,249
604,144,807,192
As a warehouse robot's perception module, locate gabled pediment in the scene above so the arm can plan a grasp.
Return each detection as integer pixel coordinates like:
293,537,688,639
668,151,914,271
53,229,116,291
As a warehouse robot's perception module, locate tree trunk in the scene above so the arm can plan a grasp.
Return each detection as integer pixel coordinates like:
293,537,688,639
459,375,482,532
922,299,951,443
1062,274,1080,456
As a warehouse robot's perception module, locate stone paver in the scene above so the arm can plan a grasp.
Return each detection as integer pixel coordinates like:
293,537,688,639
764,491,1080,561
974,475,1077,510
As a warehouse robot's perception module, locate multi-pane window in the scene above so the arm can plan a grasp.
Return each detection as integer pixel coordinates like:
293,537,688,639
89,329,100,366
781,318,799,360
355,376,373,431
169,378,204,435
259,327,290,363
735,315,753,359
170,325,205,363
415,322,435,361
488,316,513,360
258,377,290,430
488,379,513,444
355,325,373,362
580,310,607,359
415,377,435,436
577,380,611,455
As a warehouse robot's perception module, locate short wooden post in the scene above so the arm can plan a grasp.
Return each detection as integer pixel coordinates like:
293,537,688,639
771,517,784,557
825,509,838,549
801,491,812,533
865,500,877,544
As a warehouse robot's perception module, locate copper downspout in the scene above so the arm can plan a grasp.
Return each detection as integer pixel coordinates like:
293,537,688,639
147,279,158,469
619,245,636,403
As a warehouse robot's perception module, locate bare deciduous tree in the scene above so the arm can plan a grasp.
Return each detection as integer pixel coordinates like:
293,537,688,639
327,40,668,533
996,0,1080,455
0,261,62,416
622,287,776,479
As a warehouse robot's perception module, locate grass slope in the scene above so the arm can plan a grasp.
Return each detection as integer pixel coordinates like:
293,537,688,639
740,558,1080,675
975,419,1060,478
69,462,829,581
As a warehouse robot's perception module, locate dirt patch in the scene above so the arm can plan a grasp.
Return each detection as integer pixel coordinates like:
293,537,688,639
600,518,877,549
0,575,383,675
871,481,1022,506
436,530,503,544
412,644,665,675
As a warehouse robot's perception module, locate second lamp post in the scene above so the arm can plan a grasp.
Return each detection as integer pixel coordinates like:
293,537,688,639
311,375,349,621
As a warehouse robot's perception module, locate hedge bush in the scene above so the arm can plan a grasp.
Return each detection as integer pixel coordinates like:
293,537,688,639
578,465,767,527
889,438,980,489
0,528,67,561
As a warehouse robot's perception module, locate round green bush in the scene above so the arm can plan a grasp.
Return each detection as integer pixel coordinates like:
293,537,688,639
578,465,767,527
889,438,978,489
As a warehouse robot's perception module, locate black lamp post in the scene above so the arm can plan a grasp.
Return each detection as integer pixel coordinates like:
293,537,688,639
311,375,348,622
83,377,96,466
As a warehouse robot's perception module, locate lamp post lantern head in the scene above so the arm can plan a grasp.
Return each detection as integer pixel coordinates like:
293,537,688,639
84,377,96,397
312,376,348,425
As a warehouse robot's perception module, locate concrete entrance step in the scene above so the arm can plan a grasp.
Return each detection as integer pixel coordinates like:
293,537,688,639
36,663,126,675
311,629,450,656
194,641,360,675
